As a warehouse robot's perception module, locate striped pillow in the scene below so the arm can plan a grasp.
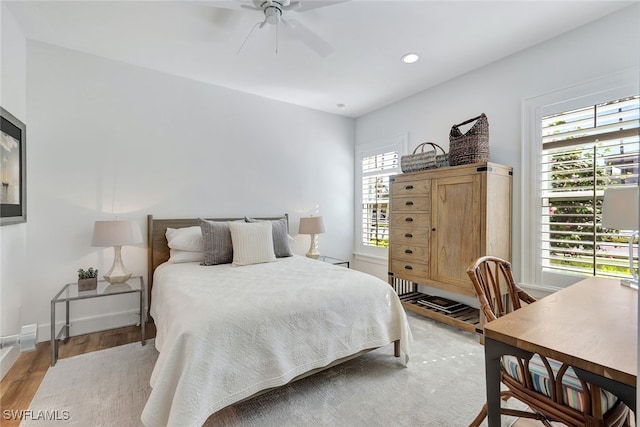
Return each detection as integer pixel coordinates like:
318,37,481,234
502,354,618,414
228,221,276,266
244,217,293,258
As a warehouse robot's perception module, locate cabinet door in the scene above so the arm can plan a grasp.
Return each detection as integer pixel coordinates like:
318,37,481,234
430,174,481,295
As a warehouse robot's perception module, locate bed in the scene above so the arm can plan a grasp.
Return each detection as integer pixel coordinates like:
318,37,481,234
142,215,412,427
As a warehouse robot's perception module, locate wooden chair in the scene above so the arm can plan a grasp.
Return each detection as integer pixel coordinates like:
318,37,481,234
467,256,631,427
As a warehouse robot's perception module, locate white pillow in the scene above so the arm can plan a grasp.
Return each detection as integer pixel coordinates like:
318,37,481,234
166,226,203,252
228,221,276,266
168,249,204,263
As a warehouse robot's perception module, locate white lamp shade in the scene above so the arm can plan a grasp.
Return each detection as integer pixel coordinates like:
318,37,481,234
92,220,143,247
602,187,639,230
298,216,326,235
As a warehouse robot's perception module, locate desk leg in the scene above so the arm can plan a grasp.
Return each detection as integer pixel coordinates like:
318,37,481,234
484,337,502,427
51,301,56,367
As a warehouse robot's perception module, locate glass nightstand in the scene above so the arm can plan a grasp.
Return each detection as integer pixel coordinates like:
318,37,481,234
50,275,146,366
318,256,350,268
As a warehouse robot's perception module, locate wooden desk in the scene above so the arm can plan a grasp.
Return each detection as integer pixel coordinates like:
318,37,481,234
483,277,637,426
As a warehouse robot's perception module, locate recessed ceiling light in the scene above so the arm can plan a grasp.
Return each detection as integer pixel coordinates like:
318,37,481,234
336,103,346,109
401,53,419,64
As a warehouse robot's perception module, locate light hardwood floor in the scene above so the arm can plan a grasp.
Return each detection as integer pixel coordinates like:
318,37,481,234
0,324,155,427
0,324,553,427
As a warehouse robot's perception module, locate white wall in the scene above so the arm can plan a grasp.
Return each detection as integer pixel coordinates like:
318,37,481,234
0,4,28,379
354,4,640,294
5,2,639,379
19,41,354,344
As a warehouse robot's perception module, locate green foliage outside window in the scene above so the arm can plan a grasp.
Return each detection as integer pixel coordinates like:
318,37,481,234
547,148,634,276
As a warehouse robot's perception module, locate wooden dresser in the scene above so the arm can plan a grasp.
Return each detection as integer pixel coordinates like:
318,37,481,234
388,162,512,334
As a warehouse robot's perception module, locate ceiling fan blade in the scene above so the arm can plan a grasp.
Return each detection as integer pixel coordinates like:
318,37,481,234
287,1,350,12
198,1,245,11
240,4,262,11
283,18,333,57
199,1,261,32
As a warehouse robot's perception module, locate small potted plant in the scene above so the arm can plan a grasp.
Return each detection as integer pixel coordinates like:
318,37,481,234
77,267,99,291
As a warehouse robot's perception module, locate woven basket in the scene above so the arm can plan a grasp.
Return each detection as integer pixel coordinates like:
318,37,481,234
401,142,449,173
448,113,489,166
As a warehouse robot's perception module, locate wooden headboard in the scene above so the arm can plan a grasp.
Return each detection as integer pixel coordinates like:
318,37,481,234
146,214,289,314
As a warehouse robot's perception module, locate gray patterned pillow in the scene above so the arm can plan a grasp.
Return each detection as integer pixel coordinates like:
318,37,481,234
199,218,233,265
244,217,293,258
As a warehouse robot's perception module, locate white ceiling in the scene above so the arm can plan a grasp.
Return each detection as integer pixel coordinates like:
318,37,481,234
4,0,635,117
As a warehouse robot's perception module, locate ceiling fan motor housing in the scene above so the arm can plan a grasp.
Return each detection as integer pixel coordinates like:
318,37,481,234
255,0,288,25
237,0,334,57
265,6,281,25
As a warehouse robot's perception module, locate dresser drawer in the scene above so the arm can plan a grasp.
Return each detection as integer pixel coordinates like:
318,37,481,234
389,227,430,245
390,244,429,262
389,212,430,228
391,179,430,197
391,196,430,212
390,259,430,282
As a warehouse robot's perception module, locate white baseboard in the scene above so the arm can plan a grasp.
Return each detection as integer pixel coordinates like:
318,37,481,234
353,252,388,266
0,346,20,380
1,310,142,380
40,309,142,342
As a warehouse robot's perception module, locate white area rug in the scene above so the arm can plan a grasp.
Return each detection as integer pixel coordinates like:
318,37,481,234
24,313,522,426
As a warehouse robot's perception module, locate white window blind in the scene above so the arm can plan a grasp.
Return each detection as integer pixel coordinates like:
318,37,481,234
361,150,398,248
540,95,639,279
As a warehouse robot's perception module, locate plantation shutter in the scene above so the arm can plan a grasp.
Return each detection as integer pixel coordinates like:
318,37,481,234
540,95,639,278
361,150,398,247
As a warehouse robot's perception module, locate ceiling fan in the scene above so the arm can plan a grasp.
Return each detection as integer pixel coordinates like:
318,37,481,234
211,0,349,57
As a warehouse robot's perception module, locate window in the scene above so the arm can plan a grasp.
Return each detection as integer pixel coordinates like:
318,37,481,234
355,135,406,257
361,150,396,248
540,95,639,280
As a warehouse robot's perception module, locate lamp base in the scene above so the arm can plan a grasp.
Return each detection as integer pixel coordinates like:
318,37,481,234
104,272,132,284
104,245,132,284
306,234,320,259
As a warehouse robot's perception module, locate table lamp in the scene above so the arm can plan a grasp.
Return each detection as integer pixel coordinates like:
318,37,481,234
91,220,143,284
298,215,326,259
602,186,639,287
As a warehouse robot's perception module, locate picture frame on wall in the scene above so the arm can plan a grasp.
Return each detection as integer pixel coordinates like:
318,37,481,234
1,107,27,225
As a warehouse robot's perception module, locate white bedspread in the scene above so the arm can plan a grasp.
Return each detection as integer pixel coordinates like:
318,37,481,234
142,255,412,427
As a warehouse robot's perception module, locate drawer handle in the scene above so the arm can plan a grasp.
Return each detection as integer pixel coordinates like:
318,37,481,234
405,217,413,222
405,201,414,206
404,265,413,270
405,185,414,190
404,249,413,254
404,233,413,238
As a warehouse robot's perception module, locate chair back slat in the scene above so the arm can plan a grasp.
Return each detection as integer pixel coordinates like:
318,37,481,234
467,256,528,321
